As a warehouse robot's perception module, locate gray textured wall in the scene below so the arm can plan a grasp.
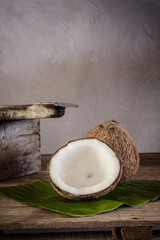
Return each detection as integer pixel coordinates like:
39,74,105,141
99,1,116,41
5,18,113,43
0,0,160,153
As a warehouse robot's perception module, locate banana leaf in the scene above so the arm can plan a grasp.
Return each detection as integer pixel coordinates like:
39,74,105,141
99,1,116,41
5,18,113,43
0,180,160,217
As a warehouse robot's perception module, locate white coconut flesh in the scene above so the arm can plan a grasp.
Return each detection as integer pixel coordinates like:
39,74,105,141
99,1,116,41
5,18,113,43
49,139,120,196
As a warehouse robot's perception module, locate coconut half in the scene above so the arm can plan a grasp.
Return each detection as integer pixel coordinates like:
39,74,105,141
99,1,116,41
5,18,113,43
48,138,122,200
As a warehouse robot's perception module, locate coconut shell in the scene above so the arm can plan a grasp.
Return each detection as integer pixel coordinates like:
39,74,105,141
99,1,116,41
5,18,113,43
48,138,122,200
49,170,122,200
85,121,139,183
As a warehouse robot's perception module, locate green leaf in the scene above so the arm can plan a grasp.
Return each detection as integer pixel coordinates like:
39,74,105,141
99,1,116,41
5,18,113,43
0,180,160,217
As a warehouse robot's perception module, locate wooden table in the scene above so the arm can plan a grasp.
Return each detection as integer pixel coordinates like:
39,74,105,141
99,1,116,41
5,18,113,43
0,153,160,240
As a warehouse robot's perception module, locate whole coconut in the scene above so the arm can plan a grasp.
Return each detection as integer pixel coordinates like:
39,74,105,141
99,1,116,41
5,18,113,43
85,120,139,183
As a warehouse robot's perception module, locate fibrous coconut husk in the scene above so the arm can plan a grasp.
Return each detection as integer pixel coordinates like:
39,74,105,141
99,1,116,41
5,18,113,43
85,120,139,183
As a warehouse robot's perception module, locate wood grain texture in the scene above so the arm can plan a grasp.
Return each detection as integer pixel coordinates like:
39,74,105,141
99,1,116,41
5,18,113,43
0,231,112,240
0,153,160,232
0,103,65,120
0,232,160,240
0,119,41,180
112,226,152,240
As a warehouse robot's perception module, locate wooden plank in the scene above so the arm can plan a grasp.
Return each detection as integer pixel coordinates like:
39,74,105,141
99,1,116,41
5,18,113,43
0,231,160,240
112,226,152,240
0,103,65,120
0,231,112,240
0,197,160,230
154,231,160,240
0,120,41,180
0,154,160,231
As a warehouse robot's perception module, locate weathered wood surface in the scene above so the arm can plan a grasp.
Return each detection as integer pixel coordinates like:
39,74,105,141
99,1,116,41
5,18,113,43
112,226,152,240
1,231,160,240
0,119,41,180
0,153,160,233
0,231,113,240
0,103,65,120
0,102,76,180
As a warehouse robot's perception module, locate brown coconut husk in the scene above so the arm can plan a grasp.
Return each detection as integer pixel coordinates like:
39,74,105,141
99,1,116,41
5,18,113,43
85,120,139,183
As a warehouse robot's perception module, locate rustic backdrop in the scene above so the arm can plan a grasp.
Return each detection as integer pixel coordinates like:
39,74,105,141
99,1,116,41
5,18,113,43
0,0,160,153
